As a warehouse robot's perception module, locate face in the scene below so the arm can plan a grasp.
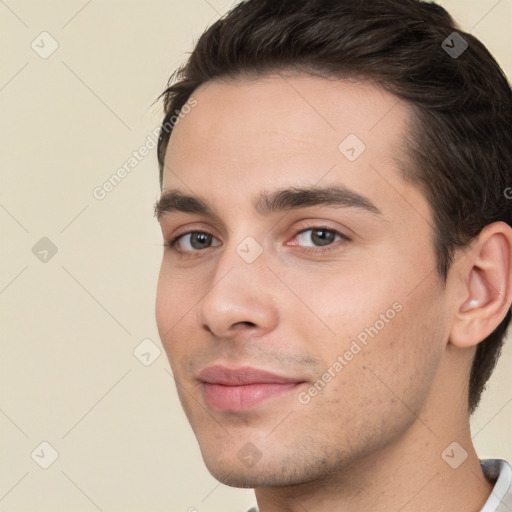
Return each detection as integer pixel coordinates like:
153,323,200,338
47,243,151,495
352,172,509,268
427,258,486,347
155,74,451,487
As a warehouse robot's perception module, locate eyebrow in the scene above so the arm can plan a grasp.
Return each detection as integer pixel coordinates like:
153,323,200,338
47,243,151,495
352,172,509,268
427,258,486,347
154,185,381,222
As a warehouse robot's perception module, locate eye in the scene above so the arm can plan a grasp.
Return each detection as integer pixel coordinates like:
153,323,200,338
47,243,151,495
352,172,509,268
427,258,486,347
166,225,349,258
169,231,221,253
290,226,350,253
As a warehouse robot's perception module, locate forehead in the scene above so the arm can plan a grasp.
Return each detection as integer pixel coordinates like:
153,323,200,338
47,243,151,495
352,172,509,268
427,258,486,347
168,73,410,145
162,73,426,223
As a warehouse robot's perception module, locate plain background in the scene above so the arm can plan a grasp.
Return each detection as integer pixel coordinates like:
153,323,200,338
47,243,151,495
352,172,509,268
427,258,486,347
0,0,511,511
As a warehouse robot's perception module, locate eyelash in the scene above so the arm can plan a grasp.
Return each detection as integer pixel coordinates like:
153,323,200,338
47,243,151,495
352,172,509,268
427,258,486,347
165,225,350,258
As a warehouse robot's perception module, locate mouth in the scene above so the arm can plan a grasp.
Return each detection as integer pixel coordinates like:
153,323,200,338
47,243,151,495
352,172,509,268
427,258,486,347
198,365,306,412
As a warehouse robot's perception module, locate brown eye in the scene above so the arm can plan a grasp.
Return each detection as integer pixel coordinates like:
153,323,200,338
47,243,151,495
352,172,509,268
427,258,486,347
170,231,221,252
311,228,337,246
295,227,344,247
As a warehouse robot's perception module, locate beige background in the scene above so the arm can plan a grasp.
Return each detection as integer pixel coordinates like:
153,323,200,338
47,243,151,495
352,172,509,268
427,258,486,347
0,0,511,511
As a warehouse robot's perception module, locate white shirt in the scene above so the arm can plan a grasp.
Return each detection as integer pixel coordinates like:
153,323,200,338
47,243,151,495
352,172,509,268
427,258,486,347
245,459,512,512
480,459,512,512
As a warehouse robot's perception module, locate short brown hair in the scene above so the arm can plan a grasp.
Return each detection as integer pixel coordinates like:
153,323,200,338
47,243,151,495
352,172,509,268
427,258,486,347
156,0,512,413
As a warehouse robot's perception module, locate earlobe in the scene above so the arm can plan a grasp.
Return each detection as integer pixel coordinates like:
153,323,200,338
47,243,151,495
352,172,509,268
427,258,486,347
450,222,512,349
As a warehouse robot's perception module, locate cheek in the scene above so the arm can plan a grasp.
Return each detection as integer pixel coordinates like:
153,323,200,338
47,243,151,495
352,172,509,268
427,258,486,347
155,260,194,360
155,264,174,334
155,258,200,330
299,298,445,452
295,254,446,398
313,241,437,342
283,262,403,343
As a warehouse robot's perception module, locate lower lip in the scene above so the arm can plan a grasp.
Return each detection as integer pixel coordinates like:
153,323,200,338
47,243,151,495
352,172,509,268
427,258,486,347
202,382,301,411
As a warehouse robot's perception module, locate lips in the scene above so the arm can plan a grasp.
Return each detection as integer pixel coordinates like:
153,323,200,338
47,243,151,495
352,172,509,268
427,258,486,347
198,366,305,412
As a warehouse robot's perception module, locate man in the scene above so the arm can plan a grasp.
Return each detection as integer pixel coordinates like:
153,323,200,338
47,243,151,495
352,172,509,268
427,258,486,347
153,0,512,510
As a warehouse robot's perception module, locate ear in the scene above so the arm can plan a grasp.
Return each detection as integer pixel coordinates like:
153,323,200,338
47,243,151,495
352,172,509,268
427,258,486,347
449,222,512,349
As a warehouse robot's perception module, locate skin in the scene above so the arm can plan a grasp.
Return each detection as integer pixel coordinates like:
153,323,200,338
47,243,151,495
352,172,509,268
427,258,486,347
155,74,512,512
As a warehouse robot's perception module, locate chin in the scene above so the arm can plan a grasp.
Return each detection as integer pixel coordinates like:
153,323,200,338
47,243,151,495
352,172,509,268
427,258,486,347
205,466,262,488
199,444,321,489
203,461,292,488
198,445,281,488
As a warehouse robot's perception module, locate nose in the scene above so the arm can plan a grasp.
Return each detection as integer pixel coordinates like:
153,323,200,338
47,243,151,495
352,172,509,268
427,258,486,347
196,246,280,340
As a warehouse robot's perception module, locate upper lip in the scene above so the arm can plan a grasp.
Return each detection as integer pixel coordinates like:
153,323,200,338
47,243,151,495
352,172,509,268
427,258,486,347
198,365,304,385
